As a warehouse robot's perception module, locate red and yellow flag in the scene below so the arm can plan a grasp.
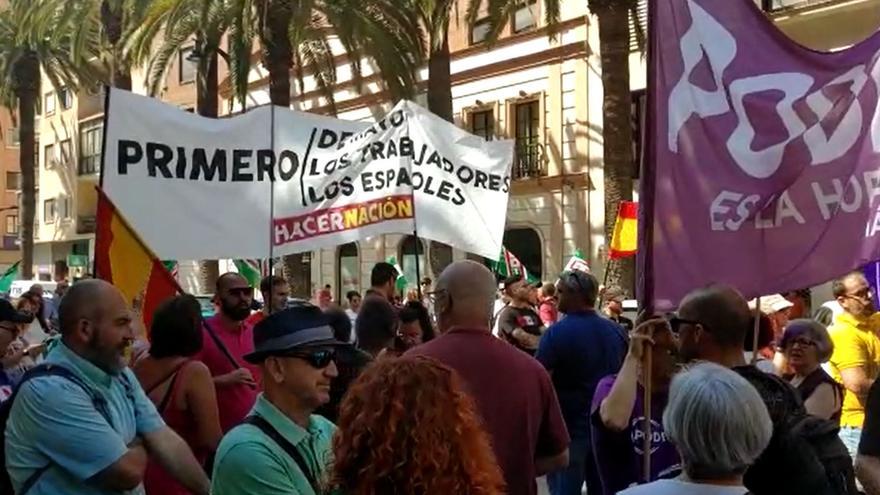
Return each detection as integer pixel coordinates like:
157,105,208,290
609,201,638,260
95,189,180,335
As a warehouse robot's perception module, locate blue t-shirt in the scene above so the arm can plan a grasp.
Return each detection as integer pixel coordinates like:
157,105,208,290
536,310,626,438
5,343,165,495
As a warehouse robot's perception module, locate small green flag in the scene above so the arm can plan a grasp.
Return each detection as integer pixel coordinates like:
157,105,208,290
386,256,408,292
234,259,262,288
493,247,539,284
0,261,19,293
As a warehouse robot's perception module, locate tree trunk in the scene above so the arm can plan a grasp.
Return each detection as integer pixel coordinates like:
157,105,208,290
596,3,635,294
262,0,293,108
261,0,309,295
16,53,39,280
196,44,220,292
427,32,453,122
101,0,131,91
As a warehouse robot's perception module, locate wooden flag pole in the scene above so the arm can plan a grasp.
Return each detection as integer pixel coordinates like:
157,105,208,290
642,347,653,482
751,296,761,364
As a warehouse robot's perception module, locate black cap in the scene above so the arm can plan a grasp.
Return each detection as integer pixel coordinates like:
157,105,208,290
244,304,344,364
0,299,34,324
503,274,540,290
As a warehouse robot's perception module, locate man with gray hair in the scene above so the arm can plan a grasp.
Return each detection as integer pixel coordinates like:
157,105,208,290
674,284,857,495
619,362,773,494
407,260,569,495
535,270,625,495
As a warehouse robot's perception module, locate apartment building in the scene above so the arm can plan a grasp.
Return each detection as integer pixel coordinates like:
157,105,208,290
0,108,23,271
31,50,205,282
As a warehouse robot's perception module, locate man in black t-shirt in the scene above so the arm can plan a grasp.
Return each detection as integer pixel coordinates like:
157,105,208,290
497,275,544,355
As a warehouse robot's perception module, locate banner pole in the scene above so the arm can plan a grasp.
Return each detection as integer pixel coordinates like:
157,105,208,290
637,0,658,316
751,296,762,364
413,230,422,300
642,348,653,482
267,103,276,313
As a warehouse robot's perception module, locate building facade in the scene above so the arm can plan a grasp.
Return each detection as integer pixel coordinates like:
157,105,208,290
22,0,880,299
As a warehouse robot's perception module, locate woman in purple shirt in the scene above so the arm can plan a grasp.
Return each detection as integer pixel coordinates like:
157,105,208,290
591,318,682,494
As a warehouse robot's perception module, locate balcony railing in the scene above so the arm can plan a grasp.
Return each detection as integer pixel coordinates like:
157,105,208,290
513,141,546,180
762,0,839,11
79,155,100,176
77,215,96,234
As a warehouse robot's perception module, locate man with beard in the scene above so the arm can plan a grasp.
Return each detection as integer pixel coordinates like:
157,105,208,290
197,273,261,432
5,280,210,495
829,272,880,459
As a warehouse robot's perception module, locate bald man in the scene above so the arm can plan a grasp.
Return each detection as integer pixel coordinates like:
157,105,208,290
673,284,856,495
197,272,261,432
407,261,569,495
5,280,209,495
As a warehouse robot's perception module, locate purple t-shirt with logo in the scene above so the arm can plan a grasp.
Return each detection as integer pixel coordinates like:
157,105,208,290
590,374,681,495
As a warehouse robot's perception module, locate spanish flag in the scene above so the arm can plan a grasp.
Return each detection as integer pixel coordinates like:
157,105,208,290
609,201,638,260
95,189,180,334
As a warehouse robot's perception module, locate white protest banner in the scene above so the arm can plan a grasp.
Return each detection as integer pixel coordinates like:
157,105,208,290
102,89,513,260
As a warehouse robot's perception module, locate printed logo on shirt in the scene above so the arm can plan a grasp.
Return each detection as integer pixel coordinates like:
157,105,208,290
630,417,668,455
516,315,539,327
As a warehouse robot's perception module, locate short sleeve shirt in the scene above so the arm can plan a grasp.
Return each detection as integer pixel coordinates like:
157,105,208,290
407,327,569,495
197,315,262,432
498,305,545,354
828,312,880,427
590,375,681,494
5,343,164,495
211,394,336,495
535,311,626,438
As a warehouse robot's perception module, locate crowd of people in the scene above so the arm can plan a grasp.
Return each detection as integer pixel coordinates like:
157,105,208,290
2,261,880,494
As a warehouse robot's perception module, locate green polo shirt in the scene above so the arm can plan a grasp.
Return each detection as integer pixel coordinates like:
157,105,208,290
211,394,336,495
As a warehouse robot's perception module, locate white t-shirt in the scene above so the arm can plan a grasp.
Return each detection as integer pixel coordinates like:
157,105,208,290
345,309,358,343
618,479,748,495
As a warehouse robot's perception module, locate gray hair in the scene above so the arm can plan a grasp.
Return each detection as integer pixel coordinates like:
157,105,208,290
780,319,834,363
663,362,772,481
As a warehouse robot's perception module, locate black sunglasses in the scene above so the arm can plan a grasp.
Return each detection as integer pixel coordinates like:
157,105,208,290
667,316,703,334
279,349,336,369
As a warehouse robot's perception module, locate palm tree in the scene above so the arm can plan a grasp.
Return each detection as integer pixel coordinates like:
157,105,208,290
129,0,423,296
0,0,99,279
588,0,643,293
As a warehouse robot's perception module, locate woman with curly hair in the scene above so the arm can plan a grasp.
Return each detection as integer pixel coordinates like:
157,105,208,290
330,356,505,495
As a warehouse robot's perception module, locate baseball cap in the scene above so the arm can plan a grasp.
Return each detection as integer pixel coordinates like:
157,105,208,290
244,304,345,364
0,299,34,324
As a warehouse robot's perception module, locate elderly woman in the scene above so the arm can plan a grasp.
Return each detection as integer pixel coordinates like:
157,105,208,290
780,319,842,421
619,362,772,495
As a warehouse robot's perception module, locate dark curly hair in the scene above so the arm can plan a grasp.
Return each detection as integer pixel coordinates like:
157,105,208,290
330,357,505,495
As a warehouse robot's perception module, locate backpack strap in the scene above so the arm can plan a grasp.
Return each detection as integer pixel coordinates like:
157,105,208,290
13,364,115,495
244,415,318,491
203,321,242,371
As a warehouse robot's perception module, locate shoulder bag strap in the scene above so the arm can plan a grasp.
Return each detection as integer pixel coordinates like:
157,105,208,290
244,415,318,491
16,364,114,495
203,321,242,371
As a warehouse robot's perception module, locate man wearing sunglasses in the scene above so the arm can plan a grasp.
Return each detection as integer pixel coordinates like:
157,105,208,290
497,275,545,355
212,304,342,495
0,299,33,402
828,271,880,461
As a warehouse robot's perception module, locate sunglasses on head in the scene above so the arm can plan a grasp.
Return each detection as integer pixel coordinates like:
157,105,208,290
278,349,336,369
666,315,703,334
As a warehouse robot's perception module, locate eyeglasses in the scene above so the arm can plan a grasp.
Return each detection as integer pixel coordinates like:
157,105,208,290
667,316,702,334
788,337,817,348
844,287,874,301
279,349,336,369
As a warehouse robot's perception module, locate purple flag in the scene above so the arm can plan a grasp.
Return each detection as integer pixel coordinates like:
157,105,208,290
640,0,880,311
